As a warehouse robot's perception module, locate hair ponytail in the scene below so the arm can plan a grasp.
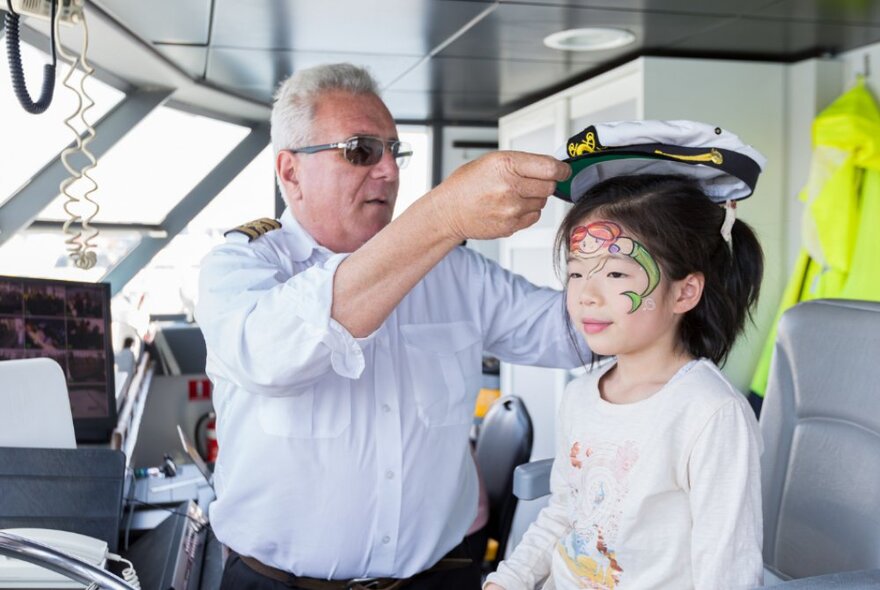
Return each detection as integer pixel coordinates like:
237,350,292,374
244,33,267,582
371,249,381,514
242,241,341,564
680,218,763,365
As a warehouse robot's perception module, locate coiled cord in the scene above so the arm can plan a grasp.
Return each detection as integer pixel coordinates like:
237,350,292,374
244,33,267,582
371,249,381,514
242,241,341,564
5,0,57,114
54,0,99,269
106,553,141,589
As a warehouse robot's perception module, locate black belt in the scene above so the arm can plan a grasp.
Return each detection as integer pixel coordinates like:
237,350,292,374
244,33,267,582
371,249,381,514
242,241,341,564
237,553,472,590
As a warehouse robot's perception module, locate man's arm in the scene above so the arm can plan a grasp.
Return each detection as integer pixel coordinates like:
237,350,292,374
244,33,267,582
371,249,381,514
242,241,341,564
196,244,362,394
332,151,570,337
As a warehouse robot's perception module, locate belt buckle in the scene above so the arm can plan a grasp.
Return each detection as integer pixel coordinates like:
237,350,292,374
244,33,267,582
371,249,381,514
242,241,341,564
345,578,382,590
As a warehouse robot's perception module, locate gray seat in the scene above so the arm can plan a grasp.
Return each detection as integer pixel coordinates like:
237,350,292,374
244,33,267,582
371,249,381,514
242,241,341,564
761,299,880,583
512,299,880,587
0,358,75,449
475,395,533,571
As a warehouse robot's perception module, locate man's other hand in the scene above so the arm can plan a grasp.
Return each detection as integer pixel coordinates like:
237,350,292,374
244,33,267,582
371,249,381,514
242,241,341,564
430,151,571,241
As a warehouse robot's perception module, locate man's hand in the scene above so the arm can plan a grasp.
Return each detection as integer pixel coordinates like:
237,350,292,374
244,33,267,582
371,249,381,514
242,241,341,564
429,151,571,241
484,584,505,590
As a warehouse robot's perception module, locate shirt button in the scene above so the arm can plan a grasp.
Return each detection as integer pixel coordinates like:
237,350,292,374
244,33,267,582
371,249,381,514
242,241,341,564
382,536,391,544
385,470,395,480
382,404,391,413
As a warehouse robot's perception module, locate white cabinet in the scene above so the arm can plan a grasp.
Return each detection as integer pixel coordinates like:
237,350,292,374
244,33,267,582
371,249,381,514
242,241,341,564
498,57,787,464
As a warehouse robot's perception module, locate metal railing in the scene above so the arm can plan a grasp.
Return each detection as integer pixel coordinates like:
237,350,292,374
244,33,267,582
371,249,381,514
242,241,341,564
0,531,135,590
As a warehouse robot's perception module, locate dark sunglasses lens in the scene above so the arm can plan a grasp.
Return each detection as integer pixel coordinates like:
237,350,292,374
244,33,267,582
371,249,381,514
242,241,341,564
345,137,383,166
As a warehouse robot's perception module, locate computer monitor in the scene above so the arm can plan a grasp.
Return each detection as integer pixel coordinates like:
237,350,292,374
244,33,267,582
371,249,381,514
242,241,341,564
0,275,117,443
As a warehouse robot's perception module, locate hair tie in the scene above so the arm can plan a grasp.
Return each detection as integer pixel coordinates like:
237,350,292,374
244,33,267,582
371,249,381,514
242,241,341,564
720,200,736,249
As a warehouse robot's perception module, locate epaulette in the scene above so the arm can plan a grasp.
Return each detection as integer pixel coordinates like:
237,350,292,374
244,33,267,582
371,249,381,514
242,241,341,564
223,218,282,242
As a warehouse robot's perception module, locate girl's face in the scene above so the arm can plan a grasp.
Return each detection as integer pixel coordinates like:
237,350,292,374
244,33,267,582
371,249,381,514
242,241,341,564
565,217,682,359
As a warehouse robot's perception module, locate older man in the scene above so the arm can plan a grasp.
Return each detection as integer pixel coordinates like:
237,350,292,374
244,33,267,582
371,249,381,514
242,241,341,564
196,63,584,590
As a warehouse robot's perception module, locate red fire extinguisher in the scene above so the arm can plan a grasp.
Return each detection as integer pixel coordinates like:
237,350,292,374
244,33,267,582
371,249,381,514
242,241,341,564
196,411,219,464
205,413,219,463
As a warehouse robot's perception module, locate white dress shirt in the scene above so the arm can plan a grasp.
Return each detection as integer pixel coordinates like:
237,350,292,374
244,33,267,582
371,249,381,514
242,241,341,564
195,208,585,579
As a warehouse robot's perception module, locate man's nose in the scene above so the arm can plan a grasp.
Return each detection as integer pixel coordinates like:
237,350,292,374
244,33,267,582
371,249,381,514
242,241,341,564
371,145,399,180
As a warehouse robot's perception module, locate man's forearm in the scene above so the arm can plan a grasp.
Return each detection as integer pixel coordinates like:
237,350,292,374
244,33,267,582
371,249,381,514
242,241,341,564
331,192,461,338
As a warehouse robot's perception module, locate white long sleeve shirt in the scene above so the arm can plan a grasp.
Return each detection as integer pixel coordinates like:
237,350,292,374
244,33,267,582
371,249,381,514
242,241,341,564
487,359,763,590
195,209,585,579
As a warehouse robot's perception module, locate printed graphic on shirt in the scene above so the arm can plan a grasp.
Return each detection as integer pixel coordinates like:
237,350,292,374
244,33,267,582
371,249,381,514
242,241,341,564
559,438,640,588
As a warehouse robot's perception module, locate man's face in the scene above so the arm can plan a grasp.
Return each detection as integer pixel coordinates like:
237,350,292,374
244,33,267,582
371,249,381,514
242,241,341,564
280,90,400,253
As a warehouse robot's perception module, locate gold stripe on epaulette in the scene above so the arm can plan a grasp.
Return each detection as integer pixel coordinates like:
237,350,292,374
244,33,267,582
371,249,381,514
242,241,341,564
223,217,282,242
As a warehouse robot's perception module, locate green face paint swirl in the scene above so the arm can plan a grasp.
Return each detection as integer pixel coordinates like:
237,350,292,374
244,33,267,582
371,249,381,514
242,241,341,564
569,221,661,313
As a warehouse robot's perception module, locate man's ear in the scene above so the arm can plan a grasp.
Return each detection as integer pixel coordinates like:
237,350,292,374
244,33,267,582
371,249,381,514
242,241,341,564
673,272,704,314
276,150,302,201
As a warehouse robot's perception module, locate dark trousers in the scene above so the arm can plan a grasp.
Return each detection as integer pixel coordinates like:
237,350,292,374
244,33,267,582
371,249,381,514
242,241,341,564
220,527,488,590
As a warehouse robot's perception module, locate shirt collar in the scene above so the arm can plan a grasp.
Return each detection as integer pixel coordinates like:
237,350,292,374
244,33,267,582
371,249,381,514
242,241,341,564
280,208,333,262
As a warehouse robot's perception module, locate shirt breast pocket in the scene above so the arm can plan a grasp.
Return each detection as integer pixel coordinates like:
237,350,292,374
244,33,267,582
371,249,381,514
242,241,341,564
257,381,351,439
401,321,482,428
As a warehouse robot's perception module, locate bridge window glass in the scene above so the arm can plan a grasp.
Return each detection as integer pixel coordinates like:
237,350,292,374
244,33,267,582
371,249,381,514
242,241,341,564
0,229,141,282
393,126,431,219
0,39,124,206
35,106,250,224
116,147,274,317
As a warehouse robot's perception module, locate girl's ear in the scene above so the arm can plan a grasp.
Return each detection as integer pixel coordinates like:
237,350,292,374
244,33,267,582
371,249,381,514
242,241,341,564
673,272,704,314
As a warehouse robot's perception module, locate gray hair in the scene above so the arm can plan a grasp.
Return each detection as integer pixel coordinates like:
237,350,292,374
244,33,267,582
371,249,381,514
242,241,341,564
270,63,380,155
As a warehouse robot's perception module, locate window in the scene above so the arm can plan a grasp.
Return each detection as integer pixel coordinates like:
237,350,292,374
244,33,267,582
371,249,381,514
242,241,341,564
117,147,275,316
0,38,124,205
393,126,431,219
36,107,251,224
0,229,141,282
1,99,253,282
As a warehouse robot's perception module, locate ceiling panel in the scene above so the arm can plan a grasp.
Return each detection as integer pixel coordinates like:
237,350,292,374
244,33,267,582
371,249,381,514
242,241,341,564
211,0,489,55
75,0,880,123
483,0,780,17
383,89,518,122
97,0,211,44
389,55,601,99
155,45,208,79
381,91,433,120
758,0,880,25
668,17,880,56
439,3,728,63
206,48,422,103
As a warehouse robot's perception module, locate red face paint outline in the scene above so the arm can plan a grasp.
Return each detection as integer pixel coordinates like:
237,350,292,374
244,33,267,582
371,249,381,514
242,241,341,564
569,221,662,313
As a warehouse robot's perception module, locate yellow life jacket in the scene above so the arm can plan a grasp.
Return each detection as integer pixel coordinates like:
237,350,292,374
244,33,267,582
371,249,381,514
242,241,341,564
751,79,880,397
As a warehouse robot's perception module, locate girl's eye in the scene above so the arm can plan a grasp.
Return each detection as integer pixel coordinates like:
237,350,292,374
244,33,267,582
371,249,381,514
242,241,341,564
607,271,627,279
568,272,582,280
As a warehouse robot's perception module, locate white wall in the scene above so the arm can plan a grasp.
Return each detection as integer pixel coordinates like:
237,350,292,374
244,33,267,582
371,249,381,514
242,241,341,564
840,40,880,92
783,59,844,274
641,58,787,392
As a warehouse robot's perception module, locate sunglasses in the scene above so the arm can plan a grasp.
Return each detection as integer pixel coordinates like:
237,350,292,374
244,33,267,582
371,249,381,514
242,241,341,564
288,135,413,168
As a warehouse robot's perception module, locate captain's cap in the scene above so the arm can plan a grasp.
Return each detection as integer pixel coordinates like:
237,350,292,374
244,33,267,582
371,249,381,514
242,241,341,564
554,120,766,203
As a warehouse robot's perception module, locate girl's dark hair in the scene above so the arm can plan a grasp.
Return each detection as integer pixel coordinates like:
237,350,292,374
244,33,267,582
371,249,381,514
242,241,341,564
555,174,763,366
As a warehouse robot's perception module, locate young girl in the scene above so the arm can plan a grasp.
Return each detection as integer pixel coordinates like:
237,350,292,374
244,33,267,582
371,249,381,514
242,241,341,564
485,174,764,590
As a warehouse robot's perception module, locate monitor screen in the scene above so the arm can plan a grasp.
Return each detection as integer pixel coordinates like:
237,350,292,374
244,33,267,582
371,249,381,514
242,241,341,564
0,275,117,443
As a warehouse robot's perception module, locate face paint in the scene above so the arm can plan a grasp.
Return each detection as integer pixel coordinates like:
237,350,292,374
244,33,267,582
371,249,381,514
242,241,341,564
569,220,661,313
